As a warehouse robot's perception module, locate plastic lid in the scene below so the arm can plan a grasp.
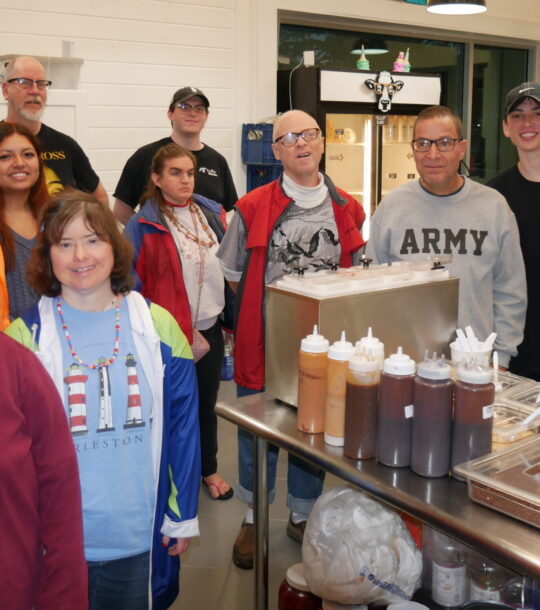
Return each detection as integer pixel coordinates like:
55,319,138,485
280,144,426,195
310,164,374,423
355,326,385,356
322,601,368,609
417,359,451,380
285,563,310,592
300,325,330,354
457,362,493,384
328,331,355,361
348,354,379,373
387,602,429,610
383,346,415,375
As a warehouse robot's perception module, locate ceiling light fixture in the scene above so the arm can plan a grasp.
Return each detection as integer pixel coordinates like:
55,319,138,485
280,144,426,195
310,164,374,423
427,0,487,14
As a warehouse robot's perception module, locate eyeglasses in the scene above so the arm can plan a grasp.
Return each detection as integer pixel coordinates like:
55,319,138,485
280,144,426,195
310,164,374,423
412,137,462,152
6,77,52,91
175,102,207,114
274,128,320,147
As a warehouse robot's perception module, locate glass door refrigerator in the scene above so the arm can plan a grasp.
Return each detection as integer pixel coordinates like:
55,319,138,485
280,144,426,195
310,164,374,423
277,66,441,239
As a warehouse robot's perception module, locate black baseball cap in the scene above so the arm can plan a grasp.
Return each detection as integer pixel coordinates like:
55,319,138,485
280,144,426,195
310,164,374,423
504,82,540,116
170,87,210,109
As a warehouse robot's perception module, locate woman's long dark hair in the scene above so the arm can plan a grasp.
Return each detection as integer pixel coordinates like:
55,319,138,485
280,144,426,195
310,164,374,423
0,122,49,270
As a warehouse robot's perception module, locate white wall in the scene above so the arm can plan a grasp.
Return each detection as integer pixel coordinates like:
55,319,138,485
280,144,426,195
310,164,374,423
1,0,539,197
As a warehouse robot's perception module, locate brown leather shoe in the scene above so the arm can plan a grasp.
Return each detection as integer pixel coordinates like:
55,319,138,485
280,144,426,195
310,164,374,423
232,519,254,569
286,514,306,544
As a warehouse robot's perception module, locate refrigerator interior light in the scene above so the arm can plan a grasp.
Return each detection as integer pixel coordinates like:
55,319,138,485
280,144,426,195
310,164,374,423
427,0,487,14
363,118,372,241
351,38,389,55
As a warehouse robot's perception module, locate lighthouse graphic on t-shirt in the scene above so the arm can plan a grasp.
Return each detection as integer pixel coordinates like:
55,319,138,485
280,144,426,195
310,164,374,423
64,363,89,434
124,353,145,428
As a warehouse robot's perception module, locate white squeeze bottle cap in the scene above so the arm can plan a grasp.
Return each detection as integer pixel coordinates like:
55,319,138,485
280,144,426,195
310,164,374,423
355,326,385,368
417,355,451,380
457,361,492,384
328,331,355,361
348,353,379,373
300,325,330,354
383,346,415,375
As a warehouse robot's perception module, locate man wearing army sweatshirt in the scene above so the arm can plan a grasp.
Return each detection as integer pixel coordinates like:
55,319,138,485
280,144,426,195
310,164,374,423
366,105,526,368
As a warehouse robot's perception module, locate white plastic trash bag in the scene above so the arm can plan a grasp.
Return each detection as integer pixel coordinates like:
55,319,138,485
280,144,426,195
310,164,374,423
302,486,422,606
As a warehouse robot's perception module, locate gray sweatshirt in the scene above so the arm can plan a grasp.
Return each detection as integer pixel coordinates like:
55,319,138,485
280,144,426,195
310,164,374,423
366,178,526,367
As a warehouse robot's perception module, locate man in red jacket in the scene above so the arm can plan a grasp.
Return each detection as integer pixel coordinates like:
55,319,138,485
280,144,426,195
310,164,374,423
217,110,366,569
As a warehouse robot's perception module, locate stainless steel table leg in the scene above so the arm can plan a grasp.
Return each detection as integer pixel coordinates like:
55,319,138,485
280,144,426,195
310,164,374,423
253,434,269,610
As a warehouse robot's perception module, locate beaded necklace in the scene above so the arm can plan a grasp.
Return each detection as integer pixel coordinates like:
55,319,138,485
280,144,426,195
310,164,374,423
164,200,216,247
56,296,121,370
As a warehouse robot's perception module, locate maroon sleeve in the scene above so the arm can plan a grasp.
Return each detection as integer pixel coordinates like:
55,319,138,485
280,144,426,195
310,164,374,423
18,344,88,610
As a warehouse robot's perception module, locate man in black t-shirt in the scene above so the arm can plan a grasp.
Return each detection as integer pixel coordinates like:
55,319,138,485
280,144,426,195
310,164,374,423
1,56,108,204
489,82,540,380
113,86,237,223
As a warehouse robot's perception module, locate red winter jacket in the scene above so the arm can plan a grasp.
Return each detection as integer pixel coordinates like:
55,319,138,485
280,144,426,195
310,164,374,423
233,175,366,390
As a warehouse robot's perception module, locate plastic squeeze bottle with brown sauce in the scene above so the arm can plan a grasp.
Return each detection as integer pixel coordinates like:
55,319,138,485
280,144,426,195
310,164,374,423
297,326,330,434
324,331,355,447
377,346,415,467
344,354,379,459
411,357,454,478
354,326,385,370
451,362,494,479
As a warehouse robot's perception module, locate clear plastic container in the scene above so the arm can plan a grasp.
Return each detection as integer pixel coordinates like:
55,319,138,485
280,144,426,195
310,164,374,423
491,403,540,451
453,435,540,528
498,383,540,414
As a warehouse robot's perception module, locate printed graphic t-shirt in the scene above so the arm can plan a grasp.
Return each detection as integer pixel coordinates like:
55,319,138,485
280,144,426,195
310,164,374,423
54,297,154,561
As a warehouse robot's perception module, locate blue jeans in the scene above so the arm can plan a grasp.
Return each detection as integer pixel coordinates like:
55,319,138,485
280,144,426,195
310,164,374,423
236,385,325,517
87,551,150,610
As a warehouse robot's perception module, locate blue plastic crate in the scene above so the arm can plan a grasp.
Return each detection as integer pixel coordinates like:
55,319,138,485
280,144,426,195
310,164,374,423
242,124,281,165
246,165,282,192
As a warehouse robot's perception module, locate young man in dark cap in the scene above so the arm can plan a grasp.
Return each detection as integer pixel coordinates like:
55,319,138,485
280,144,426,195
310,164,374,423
113,86,237,223
489,82,540,380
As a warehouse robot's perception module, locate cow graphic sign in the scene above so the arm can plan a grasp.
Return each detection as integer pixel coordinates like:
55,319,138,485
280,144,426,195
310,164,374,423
365,71,404,113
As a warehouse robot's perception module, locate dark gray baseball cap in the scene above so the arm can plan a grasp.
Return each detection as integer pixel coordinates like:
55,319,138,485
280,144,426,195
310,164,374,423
170,86,210,109
505,82,540,115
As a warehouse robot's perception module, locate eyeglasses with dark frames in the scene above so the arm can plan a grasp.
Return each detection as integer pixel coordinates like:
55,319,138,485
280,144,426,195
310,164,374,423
412,137,462,153
175,102,207,114
6,77,52,91
274,127,321,147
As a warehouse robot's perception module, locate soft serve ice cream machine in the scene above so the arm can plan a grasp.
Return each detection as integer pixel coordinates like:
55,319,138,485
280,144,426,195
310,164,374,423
265,261,459,407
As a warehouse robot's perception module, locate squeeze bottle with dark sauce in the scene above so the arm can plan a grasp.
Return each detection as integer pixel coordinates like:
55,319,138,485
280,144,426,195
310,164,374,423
411,358,454,478
377,347,415,467
344,355,379,459
297,326,329,434
324,331,355,447
451,363,494,479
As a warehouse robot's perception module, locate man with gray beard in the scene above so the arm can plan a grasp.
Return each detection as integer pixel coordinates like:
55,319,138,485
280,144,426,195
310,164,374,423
2,56,107,204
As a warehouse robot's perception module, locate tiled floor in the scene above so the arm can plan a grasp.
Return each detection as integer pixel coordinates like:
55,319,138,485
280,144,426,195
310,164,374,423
172,380,314,610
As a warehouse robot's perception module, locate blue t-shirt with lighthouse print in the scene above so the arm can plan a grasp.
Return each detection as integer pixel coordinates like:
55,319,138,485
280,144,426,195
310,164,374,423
55,297,154,561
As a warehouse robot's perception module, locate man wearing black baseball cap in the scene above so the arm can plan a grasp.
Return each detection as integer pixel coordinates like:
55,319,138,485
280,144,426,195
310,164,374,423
113,86,237,223
489,82,540,380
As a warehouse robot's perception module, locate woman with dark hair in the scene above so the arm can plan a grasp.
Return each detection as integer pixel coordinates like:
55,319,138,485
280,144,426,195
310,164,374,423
0,121,49,324
125,142,233,501
7,190,201,610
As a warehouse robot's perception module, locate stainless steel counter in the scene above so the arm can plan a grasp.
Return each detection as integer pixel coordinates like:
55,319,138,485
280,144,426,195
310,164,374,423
216,393,540,608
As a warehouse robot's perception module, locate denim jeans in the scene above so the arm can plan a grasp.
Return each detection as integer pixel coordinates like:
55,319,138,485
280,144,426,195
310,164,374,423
87,550,150,610
236,385,325,517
